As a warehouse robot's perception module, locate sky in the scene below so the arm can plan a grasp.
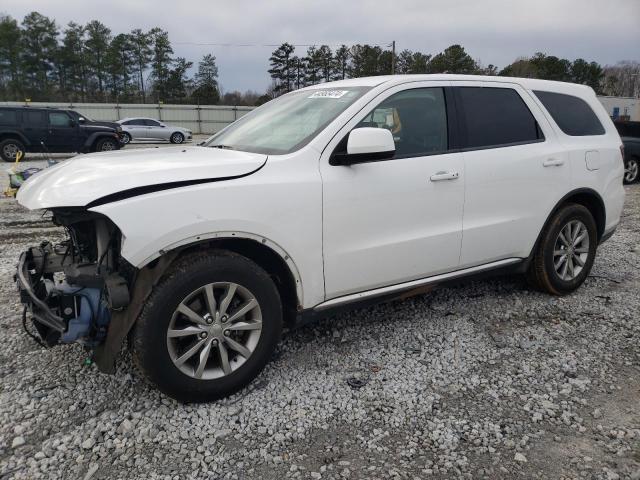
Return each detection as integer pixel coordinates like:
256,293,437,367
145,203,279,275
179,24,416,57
2,0,639,93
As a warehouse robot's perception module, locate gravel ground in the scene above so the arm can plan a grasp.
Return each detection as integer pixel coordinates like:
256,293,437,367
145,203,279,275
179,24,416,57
0,153,638,479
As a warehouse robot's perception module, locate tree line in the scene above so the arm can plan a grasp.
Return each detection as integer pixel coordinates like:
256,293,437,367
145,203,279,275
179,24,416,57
268,42,640,98
0,12,235,104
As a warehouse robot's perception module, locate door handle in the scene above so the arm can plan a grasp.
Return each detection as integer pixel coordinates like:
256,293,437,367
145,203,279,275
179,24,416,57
543,158,564,167
430,171,459,182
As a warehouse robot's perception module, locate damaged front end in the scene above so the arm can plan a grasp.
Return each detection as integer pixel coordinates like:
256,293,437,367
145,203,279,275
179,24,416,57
15,209,131,350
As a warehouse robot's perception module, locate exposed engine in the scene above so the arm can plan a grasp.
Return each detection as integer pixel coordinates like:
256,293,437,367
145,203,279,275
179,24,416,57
15,209,131,347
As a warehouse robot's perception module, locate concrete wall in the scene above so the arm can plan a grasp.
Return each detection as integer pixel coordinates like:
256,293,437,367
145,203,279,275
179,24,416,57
597,96,640,121
0,101,255,134
4,97,638,130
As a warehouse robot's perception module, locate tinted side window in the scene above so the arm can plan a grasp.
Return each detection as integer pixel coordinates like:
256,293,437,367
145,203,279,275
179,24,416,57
49,112,73,127
24,111,46,126
144,119,161,126
0,109,17,125
356,87,448,157
534,90,605,136
457,87,542,149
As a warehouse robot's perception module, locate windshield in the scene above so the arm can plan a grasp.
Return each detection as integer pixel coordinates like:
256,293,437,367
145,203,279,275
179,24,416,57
204,87,370,155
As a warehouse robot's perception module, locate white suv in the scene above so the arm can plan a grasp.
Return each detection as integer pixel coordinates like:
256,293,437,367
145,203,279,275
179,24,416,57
16,75,625,402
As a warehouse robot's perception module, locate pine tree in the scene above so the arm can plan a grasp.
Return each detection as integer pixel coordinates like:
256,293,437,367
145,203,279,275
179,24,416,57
429,45,477,74
106,33,135,100
0,15,22,99
332,45,350,80
130,29,152,102
85,20,111,99
317,45,333,82
149,28,174,101
59,22,87,100
166,57,193,102
268,43,295,95
21,12,59,99
193,53,220,104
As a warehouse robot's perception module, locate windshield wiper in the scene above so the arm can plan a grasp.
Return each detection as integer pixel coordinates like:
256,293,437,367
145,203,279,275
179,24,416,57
209,144,234,150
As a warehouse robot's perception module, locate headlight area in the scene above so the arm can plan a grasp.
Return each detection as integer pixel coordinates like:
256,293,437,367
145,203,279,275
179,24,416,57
15,209,131,348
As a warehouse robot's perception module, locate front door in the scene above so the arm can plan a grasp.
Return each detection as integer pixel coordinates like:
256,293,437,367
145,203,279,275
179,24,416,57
320,84,465,299
47,111,79,152
144,119,169,141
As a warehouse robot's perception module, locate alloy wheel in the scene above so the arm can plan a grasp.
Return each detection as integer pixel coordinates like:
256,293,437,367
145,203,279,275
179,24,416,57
624,158,639,183
166,282,263,380
553,220,590,281
171,133,184,144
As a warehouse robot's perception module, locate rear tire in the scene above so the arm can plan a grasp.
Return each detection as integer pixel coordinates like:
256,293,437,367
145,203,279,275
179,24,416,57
0,138,25,162
95,137,118,152
132,251,282,403
121,132,132,145
527,204,597,295
623,156,639,184
170,132,184,144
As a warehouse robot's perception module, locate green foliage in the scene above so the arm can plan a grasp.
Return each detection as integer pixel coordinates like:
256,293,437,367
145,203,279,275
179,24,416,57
85,20,111,97
149,28,174,101
0,15,22,98
59,22,87,100
268,42,296,94
500,53,604,93
193,54,220,104
428,44,477,74
130,29,153,102
21,12,59,99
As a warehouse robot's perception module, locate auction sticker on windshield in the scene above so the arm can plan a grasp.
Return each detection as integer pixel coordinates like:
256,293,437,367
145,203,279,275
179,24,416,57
308,90,349,99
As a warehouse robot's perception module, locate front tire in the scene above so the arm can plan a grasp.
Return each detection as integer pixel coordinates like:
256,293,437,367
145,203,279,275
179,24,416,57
527,204,597,295
132,251,282,403
170,132,184,144
0,138,25,162
624,156,639,184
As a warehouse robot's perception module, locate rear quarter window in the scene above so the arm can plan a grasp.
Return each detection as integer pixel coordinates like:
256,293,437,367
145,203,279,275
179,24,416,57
0,109,17,125
533,90,605,136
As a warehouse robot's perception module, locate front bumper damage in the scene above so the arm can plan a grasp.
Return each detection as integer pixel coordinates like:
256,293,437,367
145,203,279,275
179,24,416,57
15,211,132,369
14,210,180,373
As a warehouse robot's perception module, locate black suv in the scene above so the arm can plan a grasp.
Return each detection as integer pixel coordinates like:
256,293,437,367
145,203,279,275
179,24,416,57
614,121,640,184
0,106,124,162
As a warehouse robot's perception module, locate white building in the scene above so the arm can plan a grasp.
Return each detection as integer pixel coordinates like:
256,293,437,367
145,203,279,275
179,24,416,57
598,96,640,121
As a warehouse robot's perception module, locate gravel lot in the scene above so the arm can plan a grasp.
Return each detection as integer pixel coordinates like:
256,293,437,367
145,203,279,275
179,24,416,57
0,151,638,479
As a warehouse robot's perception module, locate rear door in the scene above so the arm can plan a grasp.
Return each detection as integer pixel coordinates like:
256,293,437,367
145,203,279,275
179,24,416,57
124,119,149,140
452,81,570,267
22,110,49,149
47,111,79,151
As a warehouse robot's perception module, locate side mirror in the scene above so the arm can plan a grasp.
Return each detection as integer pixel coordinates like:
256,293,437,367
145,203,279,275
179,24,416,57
331,127,396,166
78,117,85,123
160,124,166,128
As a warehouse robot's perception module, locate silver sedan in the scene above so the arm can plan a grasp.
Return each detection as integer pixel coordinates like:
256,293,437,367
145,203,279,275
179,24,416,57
117,117,193,144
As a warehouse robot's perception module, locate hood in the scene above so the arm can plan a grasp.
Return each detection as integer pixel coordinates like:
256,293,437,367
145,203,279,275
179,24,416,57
17,147,267,210
82,120,119,130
